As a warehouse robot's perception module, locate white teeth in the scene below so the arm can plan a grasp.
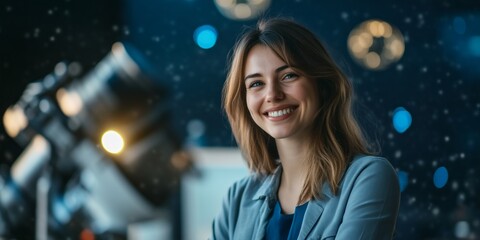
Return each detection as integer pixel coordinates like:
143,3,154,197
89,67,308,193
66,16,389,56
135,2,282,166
268,108,293,117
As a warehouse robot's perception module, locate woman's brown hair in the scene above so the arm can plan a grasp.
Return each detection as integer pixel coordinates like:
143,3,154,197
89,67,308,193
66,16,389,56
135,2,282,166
223,18,371,202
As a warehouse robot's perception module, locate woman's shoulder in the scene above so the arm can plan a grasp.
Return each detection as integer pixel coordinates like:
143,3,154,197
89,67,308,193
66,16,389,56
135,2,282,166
342,155,398,186
349,155,396,172
330,154,400,207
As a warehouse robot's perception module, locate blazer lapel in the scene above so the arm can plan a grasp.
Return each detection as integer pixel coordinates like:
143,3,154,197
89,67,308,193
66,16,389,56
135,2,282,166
253,197,275,239
252,167,282,239
297,200,324,239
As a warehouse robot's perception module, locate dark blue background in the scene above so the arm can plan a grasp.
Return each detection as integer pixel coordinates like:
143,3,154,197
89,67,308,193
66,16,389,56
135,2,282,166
1,0,479,239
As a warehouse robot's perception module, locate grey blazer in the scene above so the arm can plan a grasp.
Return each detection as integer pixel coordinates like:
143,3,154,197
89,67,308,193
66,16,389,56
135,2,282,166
212,155,400,240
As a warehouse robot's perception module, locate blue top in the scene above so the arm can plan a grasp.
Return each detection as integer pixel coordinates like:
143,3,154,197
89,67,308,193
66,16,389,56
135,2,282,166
211,155,401,240
266,201,309,240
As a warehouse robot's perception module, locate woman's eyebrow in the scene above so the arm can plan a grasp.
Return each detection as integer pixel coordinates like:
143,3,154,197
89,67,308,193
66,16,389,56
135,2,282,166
244,65,289,82
275,65,289,73
244,73,261,82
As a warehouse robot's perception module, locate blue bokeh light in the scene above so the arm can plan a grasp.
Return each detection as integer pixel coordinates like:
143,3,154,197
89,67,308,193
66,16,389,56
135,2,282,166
440,14,480,76
393,107,412,133
193,25,217,49
433,166,449,189
397,170,409,192
469,36,480,57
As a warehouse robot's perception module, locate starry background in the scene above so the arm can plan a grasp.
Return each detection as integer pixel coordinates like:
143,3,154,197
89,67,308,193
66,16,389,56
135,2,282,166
1,0,480,239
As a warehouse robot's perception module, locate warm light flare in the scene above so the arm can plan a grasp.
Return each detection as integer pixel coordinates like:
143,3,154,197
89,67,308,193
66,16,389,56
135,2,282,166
101,130,125,154
2,105,28,138
56,88,83,117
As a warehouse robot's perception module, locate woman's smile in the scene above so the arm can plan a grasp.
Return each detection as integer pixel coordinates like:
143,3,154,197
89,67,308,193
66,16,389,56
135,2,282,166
264,106,298,121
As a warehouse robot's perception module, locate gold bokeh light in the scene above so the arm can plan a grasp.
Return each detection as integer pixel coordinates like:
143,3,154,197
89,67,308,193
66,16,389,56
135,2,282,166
56,88,83,117
347,19,405,70
214,0,271,21
2,105,28,138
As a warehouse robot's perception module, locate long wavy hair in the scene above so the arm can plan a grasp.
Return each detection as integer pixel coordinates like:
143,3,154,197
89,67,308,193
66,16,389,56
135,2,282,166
223,18,371,202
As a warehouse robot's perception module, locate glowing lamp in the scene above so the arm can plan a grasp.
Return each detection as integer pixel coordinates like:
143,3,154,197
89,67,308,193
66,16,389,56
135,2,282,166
101,130,125,154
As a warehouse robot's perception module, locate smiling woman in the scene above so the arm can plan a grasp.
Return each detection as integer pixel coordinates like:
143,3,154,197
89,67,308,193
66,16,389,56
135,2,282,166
244,45,319,142
212,17,401,240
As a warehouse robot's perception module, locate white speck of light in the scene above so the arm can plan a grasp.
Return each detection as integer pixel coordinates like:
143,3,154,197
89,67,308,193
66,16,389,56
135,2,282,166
187,119,206,138
39,99,51,113
454,221,470,239
452,181,458,190
417,159,425,166
432,207,440,216
396,64,403,71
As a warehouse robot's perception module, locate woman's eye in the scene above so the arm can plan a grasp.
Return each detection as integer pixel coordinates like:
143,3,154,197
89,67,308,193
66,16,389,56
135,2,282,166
248,81,263,88
283,72,298,80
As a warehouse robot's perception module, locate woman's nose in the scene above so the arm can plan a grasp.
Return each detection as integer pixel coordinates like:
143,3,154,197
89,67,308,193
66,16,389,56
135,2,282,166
266,82,285,102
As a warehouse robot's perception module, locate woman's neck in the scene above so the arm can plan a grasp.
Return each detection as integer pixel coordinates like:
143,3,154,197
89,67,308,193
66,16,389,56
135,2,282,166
275,137,310,213
276,137,309,178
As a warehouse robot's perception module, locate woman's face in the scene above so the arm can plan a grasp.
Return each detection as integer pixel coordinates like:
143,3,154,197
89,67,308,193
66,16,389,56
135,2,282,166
244,44,320,140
